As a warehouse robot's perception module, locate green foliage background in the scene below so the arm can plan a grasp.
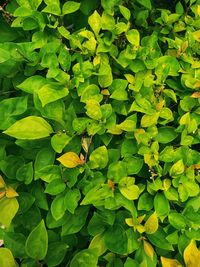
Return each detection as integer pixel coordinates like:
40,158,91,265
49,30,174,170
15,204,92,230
0,0,200,266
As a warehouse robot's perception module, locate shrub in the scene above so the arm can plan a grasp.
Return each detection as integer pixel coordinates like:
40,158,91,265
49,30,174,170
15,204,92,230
0,0,200,266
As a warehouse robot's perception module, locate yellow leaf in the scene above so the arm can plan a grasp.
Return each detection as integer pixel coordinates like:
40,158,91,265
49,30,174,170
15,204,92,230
101,89,110,96
143,240,154,260
125,218,134,227
193,30,200,42
136,224,145,233
156,99,165,111
183,240,200,267
137,214,146,224
191,91,200,98
107,126,123,135
0,176,6,189
93,55,100,66
0,191,6,199
161,256,182,267
57,152,84,168
144,212,159,234
192,164,200,170
198,5,200,16
6,187,19,198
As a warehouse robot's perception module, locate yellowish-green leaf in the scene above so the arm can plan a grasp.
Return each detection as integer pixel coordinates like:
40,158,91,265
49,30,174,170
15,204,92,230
169,160,185,177
62,1,80,15
107,126,123,135
88,10,101,35
144,212,159,234
183,240,200,267
119,5,131,20
117,120,136,132
141,113,159,127
161,256,183,267
89,233,107,256
119,177,140,200
143,240,155,260
85,99,102,120
0,197,19,228
25,220,48,260
57,152,84,168
3,116,53,140
126,29,140,46
124,74,135,84
0,248,16,267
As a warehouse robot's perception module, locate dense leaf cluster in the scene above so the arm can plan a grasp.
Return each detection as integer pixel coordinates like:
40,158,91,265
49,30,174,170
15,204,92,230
0,0,200,266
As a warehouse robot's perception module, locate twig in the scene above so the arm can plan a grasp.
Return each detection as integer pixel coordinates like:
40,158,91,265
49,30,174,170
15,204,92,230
84,135,93,162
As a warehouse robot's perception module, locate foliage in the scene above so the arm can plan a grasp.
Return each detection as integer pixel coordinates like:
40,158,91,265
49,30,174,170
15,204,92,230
0,0,200,266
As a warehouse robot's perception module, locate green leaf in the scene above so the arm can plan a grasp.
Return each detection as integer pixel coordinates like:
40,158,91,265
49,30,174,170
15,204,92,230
37,83,69,107
0,96,28,130
3,116,53,140
168,212,186,230
61,207,89,235
138,193,154,211
88,10,101,35
25,220,48,260
98,55,113,88
0,197,19,228
45,179,66,195
51,194,65,220
137,0,152,9
154,193,170,218
89,146,108,169
16,162,33,185
45,242,68,267
119,5,131,20
81,184,113,206
51,133,71,153
64,189,81,214
147,228,174,251
126,29,140,46
17,75,46,94
163,89,177,103
0,48,10,63
4,232,26,259
0,248,16,267
70,249,98,267
42,4,61,15
104,224,128,254
119,177,140,200
124,156,143,174
155,127,178,144
121,139,138,157
107,161,127,183
62,1,80,15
